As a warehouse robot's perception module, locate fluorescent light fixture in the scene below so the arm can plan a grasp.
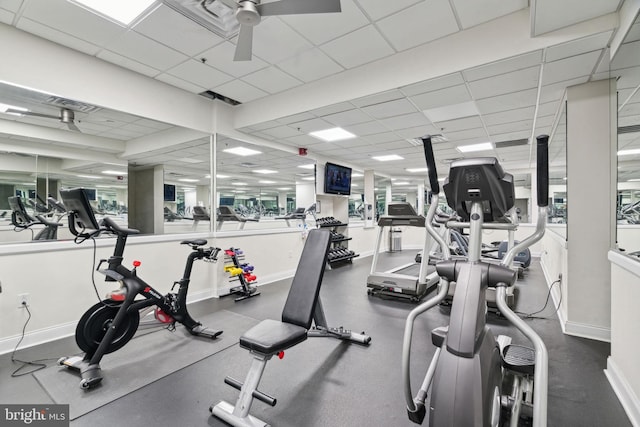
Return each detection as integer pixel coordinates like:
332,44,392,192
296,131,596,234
456,142,494,153
70,0,156,25
77,174,101,179
438,177,446,182
298,164,315,169
302,177,315,181
372,154,404,161
618,148,640,156
216,174,229,179
423,101,479,123
253,169,278,174
223,147,262,156
259,180,276,184
351,183,358,187
563,177,567,181
351,172,363,177
406,167,428,173
234,182,248,186
178,178,199,182
309,127,356,142
234,190,246,193
102,170,128,175
0,102,27,114
627,178,640,182
205,174,211,178
394,181,411,185
277,187,292,190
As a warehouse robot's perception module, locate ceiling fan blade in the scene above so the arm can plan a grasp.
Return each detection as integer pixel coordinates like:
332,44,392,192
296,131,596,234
218,0,238,9
257,0,341,16
234,25,253,61
5,109,58,119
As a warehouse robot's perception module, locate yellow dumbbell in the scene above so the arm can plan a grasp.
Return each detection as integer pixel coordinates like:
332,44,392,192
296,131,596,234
227,268,243,276
224,265,236,272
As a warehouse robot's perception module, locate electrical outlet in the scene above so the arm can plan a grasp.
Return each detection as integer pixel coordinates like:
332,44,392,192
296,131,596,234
18,293,29,308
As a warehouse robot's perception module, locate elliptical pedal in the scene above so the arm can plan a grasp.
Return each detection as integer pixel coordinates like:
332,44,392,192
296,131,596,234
502,344,536,376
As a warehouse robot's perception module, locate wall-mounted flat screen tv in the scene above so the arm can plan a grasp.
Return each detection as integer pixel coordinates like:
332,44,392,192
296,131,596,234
164,184,176,202
324,162,352,196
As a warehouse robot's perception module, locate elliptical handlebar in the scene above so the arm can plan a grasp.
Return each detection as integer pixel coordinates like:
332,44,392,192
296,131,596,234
421,136,440,195
536,135,549,207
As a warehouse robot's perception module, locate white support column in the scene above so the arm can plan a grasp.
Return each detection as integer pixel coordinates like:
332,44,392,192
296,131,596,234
417,182,425,216
564,79,616,341
364,169,375,227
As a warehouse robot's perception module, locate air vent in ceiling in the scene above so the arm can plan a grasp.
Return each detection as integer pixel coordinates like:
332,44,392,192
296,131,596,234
406,134,447,146
619,125,640,134
239,162,258,168
163,0,239,38
199,90,241,106
44,96,100,113
494,138,529,148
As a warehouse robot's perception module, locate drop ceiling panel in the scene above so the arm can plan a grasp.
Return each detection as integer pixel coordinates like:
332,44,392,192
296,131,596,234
0,9,13,25
483,106,535,126
155,73,206,93
539,77,589,104
197,42,269,78
20,0,125,46
242,66,303,94
376,0,459,51
288,117,333,133
394,125,439,139
260,126,302,139
277,112,316,124
378,112,430,130
533,0,620,36
400,73,465,97
280,0,369,45
360,98,418,119
133,5,224,57
468,66,540,99
103,31,189,71
364,131,402,143
16,18,101,56
452,0,527,29
215,79,269,103
409,84,471,111
166,59,233,89
351,89,405,108
487,119,532,136
97,50,160,77
0,0,21,12
463,51,543,81
343,120,389,136
323,108,372,126
355,0,422,21
542,50,602,85
435,115,484,132
321,25,395,69
611,40,640,70
546,31,613,62
443,127,487,141
277,48,344,83
476,88,538,114
251,18,314,64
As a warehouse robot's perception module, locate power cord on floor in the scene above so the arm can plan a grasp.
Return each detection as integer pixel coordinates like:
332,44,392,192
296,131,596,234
10,303,56,377
516,279,562,320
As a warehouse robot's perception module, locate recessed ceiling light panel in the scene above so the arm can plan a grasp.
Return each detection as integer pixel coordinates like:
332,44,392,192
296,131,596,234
253,169,278,174
372,154,404,161
456,142,494,153
223,147,262,156
309,127,356,142
70,0,156,25
618,148,640,156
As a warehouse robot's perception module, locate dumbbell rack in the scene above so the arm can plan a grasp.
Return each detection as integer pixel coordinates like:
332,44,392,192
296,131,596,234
316,216,359,266
223,248,260,302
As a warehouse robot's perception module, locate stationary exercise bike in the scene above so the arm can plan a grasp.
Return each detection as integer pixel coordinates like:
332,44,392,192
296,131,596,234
57,188,223,389
403,135,549,426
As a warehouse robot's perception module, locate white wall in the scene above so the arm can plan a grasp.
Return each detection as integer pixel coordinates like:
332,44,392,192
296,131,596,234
606,251,640,426
0,228,308,354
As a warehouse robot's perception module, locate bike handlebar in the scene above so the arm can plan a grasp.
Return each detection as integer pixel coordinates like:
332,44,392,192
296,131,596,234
536,135,549,207
421,136,440,194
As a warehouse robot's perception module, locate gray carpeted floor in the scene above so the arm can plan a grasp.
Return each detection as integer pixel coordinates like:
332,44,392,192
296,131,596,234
0,252,631,427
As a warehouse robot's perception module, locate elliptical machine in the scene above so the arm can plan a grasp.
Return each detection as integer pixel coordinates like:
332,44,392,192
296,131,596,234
403,135,549,426
57,188,223,389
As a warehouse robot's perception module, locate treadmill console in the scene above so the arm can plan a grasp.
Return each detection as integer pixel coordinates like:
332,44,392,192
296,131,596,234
378,202,425,227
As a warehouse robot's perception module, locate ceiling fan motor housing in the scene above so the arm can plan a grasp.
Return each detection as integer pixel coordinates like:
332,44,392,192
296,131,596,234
236,0,261,26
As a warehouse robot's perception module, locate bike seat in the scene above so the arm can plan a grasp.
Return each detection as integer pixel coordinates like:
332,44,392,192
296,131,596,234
181,239,207,247
502,344,535,375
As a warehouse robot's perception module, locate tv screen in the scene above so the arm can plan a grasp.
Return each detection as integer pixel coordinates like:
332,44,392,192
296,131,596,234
324,162,352,196
164,184,176,202
84,188,97,201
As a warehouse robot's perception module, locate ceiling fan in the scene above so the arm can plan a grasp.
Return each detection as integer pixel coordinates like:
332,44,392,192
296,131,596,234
5,107,81,132
216,0,342,61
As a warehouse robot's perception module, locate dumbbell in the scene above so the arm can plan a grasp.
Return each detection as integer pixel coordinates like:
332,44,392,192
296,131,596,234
227,267,243,276
243,273,257,282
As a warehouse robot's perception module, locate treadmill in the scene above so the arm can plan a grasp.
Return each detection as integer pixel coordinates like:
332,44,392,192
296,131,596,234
366,202,439,301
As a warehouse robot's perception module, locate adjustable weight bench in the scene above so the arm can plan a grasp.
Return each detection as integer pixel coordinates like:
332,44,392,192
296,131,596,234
211,228,371,427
